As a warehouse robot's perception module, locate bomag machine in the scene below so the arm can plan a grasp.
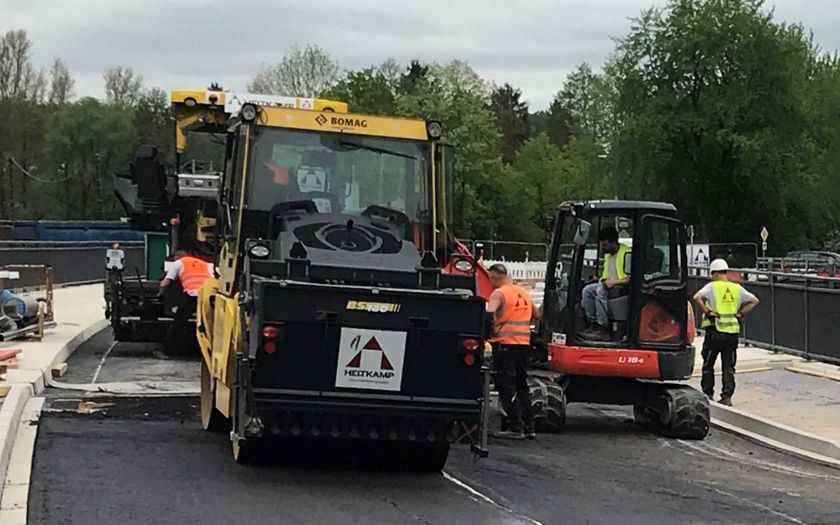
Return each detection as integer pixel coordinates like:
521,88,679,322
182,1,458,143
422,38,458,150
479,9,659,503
106,90,349,343
115,90,491,467
530,200,709,439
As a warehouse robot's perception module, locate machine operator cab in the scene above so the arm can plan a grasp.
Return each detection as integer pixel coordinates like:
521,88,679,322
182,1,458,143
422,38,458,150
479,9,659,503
540,200,691,352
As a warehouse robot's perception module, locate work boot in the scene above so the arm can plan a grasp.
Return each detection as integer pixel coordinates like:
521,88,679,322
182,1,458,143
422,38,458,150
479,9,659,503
493,430,525,440
579,321,599,337
582,325,611,342
719,396,733,406
703,391,714,400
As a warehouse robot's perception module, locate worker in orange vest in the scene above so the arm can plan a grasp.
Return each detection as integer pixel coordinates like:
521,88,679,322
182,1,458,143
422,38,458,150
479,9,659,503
486,263,540,440
159,249,212,355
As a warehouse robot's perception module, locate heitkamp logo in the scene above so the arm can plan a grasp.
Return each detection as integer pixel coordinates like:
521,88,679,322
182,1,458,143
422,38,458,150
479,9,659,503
345,336,394,372
315,113,327,126
335,328,406,391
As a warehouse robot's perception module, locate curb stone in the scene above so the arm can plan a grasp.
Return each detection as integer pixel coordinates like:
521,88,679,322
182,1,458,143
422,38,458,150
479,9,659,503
710,402,840,470
0,317,108,496
0,385,33,509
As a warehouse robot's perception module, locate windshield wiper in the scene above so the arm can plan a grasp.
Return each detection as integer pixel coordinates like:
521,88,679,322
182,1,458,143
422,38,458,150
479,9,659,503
335,140,418,161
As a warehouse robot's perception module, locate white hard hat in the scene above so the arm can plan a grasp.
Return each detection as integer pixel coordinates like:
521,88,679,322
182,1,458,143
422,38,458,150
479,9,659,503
709,259,729,273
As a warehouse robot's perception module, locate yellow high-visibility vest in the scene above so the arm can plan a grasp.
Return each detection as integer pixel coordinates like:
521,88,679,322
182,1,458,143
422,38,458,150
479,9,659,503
602,244,630,281
701,281,741,334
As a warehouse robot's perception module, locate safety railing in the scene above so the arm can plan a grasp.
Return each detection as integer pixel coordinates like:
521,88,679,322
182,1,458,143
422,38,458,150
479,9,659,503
461,239,549,262
757,256,840,277
0,241,145,286
688,265,840,365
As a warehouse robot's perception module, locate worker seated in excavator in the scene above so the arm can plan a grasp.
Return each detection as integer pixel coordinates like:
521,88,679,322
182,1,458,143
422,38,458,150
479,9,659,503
580,227,631,341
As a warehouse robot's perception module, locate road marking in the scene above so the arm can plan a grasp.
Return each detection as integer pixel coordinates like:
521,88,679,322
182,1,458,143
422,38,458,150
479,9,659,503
592,403,839,482
442,471,544,525
90,341,117,385
705,485,806,524
675,439,840,482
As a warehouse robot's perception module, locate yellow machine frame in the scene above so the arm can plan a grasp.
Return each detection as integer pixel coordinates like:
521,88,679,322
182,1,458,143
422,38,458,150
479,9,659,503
195,104,446,420
170,90,349,153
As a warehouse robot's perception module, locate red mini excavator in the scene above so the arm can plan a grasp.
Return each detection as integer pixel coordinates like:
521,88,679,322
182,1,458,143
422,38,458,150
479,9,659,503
529,200,709,439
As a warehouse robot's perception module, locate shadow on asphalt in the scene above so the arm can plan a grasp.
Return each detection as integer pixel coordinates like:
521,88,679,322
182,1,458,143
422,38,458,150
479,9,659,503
233,438,445,473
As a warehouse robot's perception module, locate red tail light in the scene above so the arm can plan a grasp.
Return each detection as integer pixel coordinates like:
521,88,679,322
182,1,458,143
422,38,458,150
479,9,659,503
463,354,476,366
262,325,281,354
461,338,479,352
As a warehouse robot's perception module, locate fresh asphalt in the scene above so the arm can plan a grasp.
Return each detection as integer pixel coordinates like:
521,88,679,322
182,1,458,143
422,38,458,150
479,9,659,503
27,330,840,525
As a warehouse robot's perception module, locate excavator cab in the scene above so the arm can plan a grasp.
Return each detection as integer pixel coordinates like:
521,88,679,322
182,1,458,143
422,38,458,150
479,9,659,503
542,200,691,361
531,200,708,440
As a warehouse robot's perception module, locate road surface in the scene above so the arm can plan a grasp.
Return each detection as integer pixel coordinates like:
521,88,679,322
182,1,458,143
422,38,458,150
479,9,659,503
27,330,840,524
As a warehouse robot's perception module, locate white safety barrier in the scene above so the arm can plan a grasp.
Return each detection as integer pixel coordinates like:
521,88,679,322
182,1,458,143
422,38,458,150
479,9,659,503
481,260,546,282
481,260,547,307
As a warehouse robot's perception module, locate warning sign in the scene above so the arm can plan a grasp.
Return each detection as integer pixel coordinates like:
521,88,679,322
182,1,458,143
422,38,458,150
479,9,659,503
224,91,317,114
335,328,406,391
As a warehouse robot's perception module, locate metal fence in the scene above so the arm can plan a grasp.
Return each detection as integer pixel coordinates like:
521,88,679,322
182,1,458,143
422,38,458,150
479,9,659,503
461,240,549,262
689,266,840,365
757,256,840,277
0,241,145,287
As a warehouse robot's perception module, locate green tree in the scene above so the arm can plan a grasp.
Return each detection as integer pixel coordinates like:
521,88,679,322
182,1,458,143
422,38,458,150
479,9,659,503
490,83,530,163
545,98,574,148
104,66,143,105
250,44,339,97
47,58,74,105
45,98,136,219
504,133,612,236
396,61,502,238
398,60,429,96
614,0,826,251
133,87,171,151
0,29,45,102
321,67,397,115
557,63,613,142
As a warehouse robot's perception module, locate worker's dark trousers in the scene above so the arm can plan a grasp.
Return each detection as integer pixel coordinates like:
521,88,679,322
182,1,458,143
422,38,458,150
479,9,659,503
165,293,197,355
493,344,534,433
700,327,739,399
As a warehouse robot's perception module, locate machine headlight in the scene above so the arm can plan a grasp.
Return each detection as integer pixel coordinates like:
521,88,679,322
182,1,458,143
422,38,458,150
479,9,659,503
241,103,259,122
249,244,270,259
426,120,442,139
454,258,474,272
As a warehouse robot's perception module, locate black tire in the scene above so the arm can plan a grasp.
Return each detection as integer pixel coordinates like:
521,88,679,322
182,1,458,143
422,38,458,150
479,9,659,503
633,404,656,426
662,386,710,440
200,359,229,432
528,376,566,433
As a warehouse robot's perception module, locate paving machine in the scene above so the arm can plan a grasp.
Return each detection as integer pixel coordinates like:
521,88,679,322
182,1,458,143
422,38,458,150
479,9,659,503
169,100,490,466
106,90,349,343
529,200,709,439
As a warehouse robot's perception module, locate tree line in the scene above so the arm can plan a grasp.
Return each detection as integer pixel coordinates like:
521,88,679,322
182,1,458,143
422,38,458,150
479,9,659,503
2,0,840,253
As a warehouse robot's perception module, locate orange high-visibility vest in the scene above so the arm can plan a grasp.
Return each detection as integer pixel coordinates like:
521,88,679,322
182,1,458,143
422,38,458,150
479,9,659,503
178,256,212,294
489,284,533,345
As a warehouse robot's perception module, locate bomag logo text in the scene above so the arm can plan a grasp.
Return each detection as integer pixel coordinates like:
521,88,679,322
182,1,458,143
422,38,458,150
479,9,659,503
331,116,368,128
346,300,401,313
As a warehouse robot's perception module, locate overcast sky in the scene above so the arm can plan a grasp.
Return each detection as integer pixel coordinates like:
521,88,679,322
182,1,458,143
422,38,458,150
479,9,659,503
2,0,839,110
